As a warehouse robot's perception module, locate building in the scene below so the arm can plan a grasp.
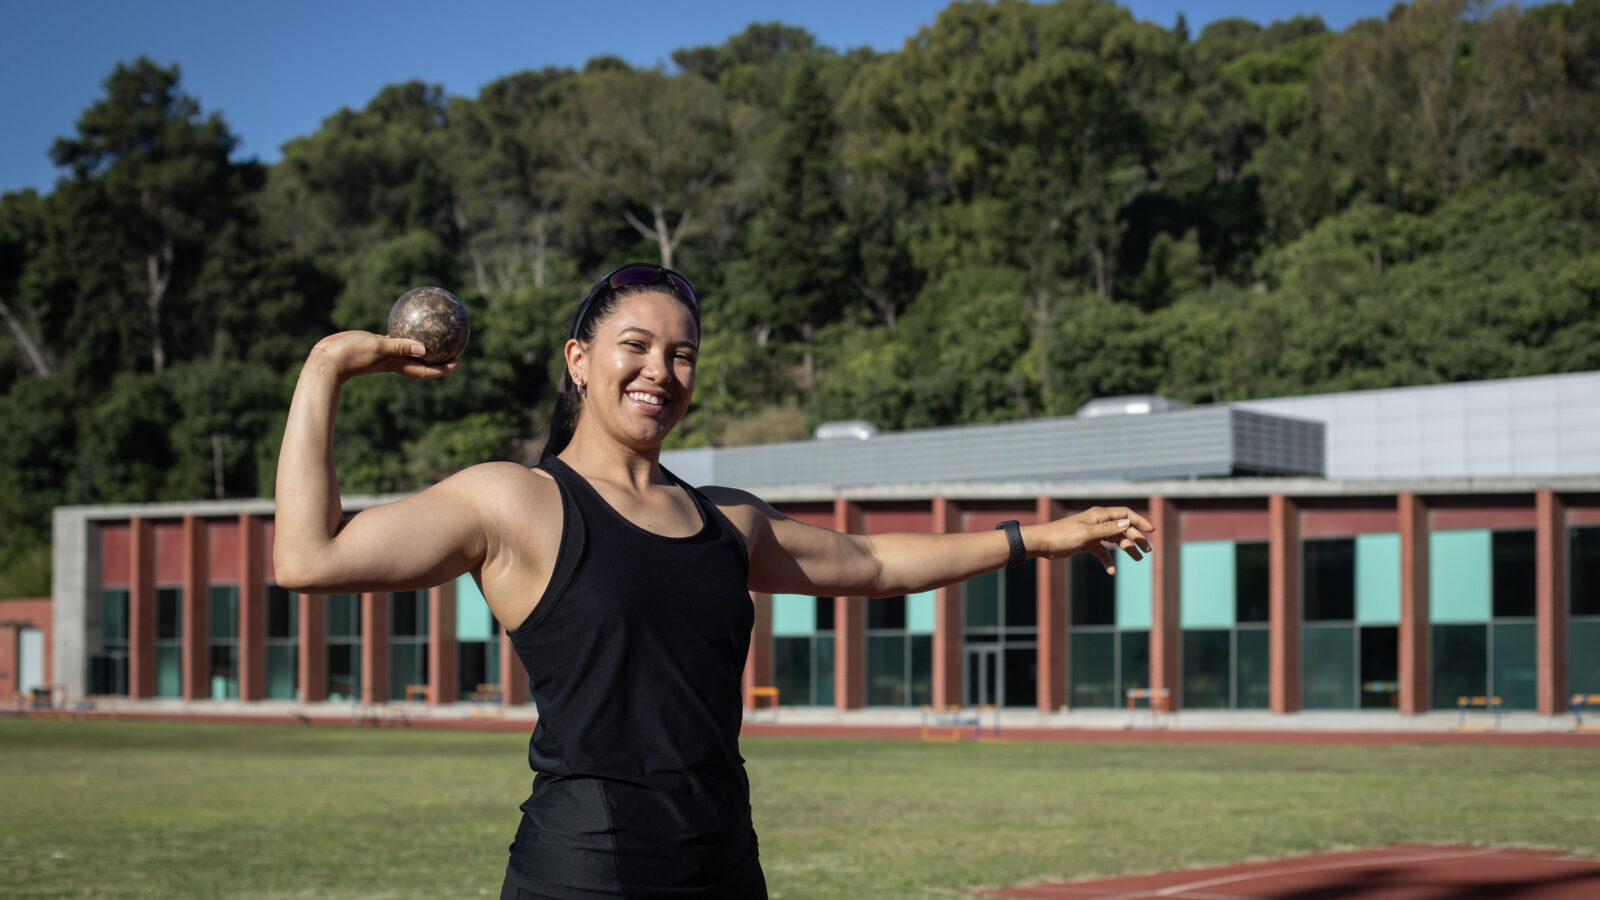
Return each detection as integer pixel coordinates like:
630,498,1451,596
43,371,1600,717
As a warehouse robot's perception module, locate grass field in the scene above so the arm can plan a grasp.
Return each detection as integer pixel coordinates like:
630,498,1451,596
2,719,1598,898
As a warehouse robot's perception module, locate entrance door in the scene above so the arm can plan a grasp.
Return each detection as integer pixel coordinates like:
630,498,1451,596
965,646,1000,707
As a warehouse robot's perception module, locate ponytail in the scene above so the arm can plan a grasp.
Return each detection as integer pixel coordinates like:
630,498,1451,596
540,369,584,461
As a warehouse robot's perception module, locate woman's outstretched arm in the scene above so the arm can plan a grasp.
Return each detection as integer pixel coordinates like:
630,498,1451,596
707,488,1154,599
272,331,493,595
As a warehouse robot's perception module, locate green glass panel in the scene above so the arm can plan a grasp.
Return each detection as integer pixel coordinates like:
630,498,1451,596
911,635,933,706
1236,627,1269,709
1070,631,1116,707
101,589,128,641
773,636,812,706
815,635,835,707
1003,646,1036,708
1303,624,1356,709
1491,623,1536,711
866,635,907,706
1120,630,1149,694
1181,542,1235,628
1572,527,1600,616
1570,622,1600,696
209,644,237,699
906,591,935,636
1115,548,1152,629
1430,530,1491,623
266,645,297,700
1355,533,1401,625
156,588,182,640
772,593,816,637
209,586,238,640
390,643,425,701
965,572,1000,628
1431,623,1487,709
155,645,182,698
327,594,360,638
454,575,494,640
1182,630,1230,709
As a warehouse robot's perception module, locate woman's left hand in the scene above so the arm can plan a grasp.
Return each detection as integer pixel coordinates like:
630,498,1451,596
1025,507,1155,575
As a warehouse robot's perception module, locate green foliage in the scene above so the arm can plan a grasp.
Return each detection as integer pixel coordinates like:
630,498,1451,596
0,0,1598,572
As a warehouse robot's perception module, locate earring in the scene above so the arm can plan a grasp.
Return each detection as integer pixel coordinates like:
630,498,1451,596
574,375,585,392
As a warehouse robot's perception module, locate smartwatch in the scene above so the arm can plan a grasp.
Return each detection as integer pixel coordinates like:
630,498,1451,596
995,520,1026,567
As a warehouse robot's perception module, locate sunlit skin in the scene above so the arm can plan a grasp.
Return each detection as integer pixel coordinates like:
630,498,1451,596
271,281,1156,641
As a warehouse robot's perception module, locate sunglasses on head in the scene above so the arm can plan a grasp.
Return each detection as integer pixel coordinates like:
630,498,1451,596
570,263,699,340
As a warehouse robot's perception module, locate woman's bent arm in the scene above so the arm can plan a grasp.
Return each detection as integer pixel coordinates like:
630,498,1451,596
272,333,488,594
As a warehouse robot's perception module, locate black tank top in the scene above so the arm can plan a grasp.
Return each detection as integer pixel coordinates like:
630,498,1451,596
504,457,757,898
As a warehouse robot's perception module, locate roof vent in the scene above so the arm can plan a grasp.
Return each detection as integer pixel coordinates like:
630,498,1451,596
813,419,880,440
1075,394,1188,419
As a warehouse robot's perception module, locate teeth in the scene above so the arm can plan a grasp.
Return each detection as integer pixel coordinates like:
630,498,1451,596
627,391,664,406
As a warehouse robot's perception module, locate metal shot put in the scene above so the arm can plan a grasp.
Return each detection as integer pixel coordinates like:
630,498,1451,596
387,286,469,364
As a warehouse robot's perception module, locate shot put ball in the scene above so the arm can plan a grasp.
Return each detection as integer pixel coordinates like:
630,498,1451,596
387,286,469,364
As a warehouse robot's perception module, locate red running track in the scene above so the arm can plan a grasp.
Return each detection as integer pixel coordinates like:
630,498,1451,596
977,844,1600,899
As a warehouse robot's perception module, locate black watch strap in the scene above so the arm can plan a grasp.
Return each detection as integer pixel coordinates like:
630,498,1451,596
995,520,1026,567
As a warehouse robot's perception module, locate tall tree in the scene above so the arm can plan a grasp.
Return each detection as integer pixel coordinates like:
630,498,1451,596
49,58,240,374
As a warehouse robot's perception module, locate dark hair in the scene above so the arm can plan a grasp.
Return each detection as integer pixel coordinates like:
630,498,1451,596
539,277,700,461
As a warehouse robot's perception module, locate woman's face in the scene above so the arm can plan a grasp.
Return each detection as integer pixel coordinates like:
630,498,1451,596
567,290,699,451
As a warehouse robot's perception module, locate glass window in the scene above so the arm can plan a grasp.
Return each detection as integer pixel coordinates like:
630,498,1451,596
392,590,428,637
1431,624,1487,710
815,595,835,631
101,588,129,642
1004,562,1037,629
390,642,428,701
209,645,238,699
867,595,906,630
815,635,835,707
1070,554,1115,626
1120,631,1149,694
1182,630,1230,709
1003,646,1037,709
773,636,813,706
1235,627,1269,709
156,587,183,640
209,586,238,640
1491,623,1536,710
1304,539,1355,621
328,593,361,638
1491,531,1536,618
1359,626,1399,708
1573,527,1600,616
965,572,1000,628
1070,631,1116,707
208,586,239,700
457,635,500,701
1571,622,1600,696
1236,542,1269,624
1303,624,1356,709
866,635,908,706
266,585,298,639
910,636,933,707
328,644,360,702
266,645,298,700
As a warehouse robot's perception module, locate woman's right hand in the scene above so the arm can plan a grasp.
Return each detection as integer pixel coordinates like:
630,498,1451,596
307,331,459,383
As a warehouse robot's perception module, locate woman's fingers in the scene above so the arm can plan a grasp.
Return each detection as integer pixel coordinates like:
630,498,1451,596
1086,540,1116,575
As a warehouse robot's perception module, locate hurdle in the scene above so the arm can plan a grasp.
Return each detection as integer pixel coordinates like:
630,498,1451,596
919,704,1001,742
1572,694,1600,732
746,686,779,722
1456,695,1503,731
1125,687,1173,729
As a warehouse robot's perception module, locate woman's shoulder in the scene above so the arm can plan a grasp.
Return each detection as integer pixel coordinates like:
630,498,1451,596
435,461,559,512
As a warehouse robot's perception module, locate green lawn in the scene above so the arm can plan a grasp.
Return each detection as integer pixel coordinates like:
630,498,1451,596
2,719,1597,898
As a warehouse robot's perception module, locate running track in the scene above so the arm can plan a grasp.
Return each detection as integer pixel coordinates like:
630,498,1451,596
977,845,1600,899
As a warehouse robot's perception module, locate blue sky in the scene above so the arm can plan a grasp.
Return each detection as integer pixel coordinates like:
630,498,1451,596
2,0,1402,196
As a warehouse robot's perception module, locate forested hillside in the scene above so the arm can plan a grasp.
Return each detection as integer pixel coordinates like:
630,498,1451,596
2,0,1597,595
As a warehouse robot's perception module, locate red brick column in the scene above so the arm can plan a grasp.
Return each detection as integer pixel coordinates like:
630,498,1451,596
1036,497,1069,713
1148,496,1181,712
428,581,457,705
1536,490,1568,716
1269,495,1302,714
834,498,865,711
238,515,266,701
932,497,964,708
128,518,157,698
299,594,326,702
1398,493,1430,715
361,592,390,704
181,516,209,700
743,592,773,709
499,627,527,706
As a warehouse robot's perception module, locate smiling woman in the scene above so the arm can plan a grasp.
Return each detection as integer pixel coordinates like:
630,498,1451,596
270,262,1155,899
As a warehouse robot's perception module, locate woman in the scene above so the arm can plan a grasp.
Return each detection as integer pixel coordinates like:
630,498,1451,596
273,263,1154,899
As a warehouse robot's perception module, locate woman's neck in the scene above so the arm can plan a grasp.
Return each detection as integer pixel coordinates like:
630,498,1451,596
557,429,664,491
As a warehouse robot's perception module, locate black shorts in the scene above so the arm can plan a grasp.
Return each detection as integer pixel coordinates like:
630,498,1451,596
500,852,767,900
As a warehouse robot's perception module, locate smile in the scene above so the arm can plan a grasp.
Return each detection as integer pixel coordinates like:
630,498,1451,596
626,391,665,407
